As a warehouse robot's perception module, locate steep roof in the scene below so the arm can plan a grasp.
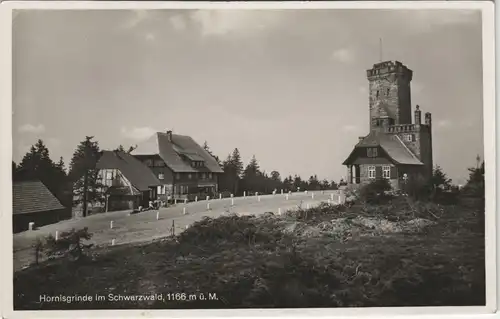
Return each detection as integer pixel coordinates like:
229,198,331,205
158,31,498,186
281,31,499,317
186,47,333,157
13,180,66,215
343,131,423,166
96,151,162,191
133,132,224,173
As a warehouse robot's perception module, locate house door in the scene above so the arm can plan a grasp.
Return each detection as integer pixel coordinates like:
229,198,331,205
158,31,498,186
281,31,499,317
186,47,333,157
355,165,361,184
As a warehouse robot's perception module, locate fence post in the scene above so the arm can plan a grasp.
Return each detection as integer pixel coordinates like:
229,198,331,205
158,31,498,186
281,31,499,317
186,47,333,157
195,196,198,202
110,221,114,229
243,191,246,198
206,196,209,201
156,211,159,220
184,198,187,204
55,231,59,241
183,207,187,215
231,198,234,206
207,202,210,210
219,194,222,200
312,193,314,199
278,208,281,216
111,239,115,246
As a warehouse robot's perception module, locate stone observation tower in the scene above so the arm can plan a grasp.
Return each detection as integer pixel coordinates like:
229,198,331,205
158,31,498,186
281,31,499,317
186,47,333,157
342,60,433,189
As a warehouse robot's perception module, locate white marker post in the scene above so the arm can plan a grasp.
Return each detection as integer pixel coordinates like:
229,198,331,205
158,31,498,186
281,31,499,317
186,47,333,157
278,208,282,216
286,194,289,200
219,194,222,200
185,225,189,230
207,202,210,210
174,198,177,205
110,221,114,229
306,203,310,209
55,231,59,241
195,196,198,202
328,199,331,205
183,207,187,215
206,196,210,201
184,198,187,204
281,189,284,195
243,191,246,198
28,222,35,231
330,194,334,201
312,193,315,199
156,211,159,220
305,190,308,194
231,198,234,206
258,196,261,202
111,239,115,246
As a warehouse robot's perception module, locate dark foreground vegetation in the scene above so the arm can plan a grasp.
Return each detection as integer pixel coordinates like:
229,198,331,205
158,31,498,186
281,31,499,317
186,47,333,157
14,179,485,309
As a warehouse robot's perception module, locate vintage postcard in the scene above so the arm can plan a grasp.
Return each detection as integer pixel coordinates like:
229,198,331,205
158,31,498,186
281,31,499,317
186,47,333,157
0,1,496,318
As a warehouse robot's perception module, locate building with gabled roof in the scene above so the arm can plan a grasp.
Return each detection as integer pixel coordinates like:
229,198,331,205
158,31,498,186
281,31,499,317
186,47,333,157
342,60,433,189
133,130,224,200
13,180,70,233
93,150,162,211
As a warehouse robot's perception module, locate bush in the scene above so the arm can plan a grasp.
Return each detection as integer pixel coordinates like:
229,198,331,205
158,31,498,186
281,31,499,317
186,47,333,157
358,179,393,204
45,227,94,261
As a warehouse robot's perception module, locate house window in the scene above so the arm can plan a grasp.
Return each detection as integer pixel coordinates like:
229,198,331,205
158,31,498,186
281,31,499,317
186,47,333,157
106,171,113,180
382,165,391,179
404,134,413,142
368,166,376,179
367,148,378,158
145,159,153,166
208,173,212,179
158,173,164,180
188,173,192,179
175,173,180,180
201,173,206,180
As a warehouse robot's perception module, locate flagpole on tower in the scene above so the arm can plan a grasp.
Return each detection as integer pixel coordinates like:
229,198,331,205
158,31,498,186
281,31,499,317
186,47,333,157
379,38,383,62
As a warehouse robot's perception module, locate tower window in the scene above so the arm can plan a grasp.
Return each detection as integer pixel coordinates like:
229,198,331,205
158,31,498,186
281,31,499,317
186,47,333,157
376,90,379,98
386,88,390,96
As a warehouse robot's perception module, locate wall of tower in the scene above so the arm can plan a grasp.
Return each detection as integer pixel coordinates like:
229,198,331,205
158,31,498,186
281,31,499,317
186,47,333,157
367,61,413,129
397,77,412,124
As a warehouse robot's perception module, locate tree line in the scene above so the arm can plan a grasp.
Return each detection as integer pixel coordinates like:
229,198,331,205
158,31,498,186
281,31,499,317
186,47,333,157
202,142,343,196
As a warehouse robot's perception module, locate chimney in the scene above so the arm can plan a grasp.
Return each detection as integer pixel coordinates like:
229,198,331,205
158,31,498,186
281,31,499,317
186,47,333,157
414,105,422,125
425,112,432,126
358,136,364,142
166,130,172,142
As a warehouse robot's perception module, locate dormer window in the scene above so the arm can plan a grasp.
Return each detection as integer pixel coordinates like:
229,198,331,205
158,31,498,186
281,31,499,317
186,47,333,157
367,147,378,158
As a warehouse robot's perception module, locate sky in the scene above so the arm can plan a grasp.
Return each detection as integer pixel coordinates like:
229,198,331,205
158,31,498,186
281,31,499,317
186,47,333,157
12,8,484,185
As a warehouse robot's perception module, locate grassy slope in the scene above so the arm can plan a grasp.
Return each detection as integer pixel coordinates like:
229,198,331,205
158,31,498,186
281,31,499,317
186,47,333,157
14,197,485,309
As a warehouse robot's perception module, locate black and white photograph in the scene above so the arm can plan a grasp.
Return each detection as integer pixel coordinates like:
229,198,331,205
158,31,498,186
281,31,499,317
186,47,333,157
1,1,495,316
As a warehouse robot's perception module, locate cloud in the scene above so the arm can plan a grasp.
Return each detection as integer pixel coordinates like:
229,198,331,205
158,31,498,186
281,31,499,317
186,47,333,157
145,33,156,41
331,48,355,64
121,10,150,29
188,10,284,37
121,126,157,141
170,14,187,31
18,123,45,134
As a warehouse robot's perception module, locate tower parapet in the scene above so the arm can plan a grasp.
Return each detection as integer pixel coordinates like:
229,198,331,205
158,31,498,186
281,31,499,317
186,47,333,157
366,61,413,81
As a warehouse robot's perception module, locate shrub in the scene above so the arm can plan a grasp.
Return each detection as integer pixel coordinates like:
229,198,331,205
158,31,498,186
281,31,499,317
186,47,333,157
358,179,393,204
45,227,94,261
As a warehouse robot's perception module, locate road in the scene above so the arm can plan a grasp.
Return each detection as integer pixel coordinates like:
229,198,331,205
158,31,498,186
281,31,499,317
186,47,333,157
13,190,344,271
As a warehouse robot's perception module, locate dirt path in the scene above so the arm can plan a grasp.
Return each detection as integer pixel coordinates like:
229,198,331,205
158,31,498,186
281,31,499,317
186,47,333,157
14,190,344,271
